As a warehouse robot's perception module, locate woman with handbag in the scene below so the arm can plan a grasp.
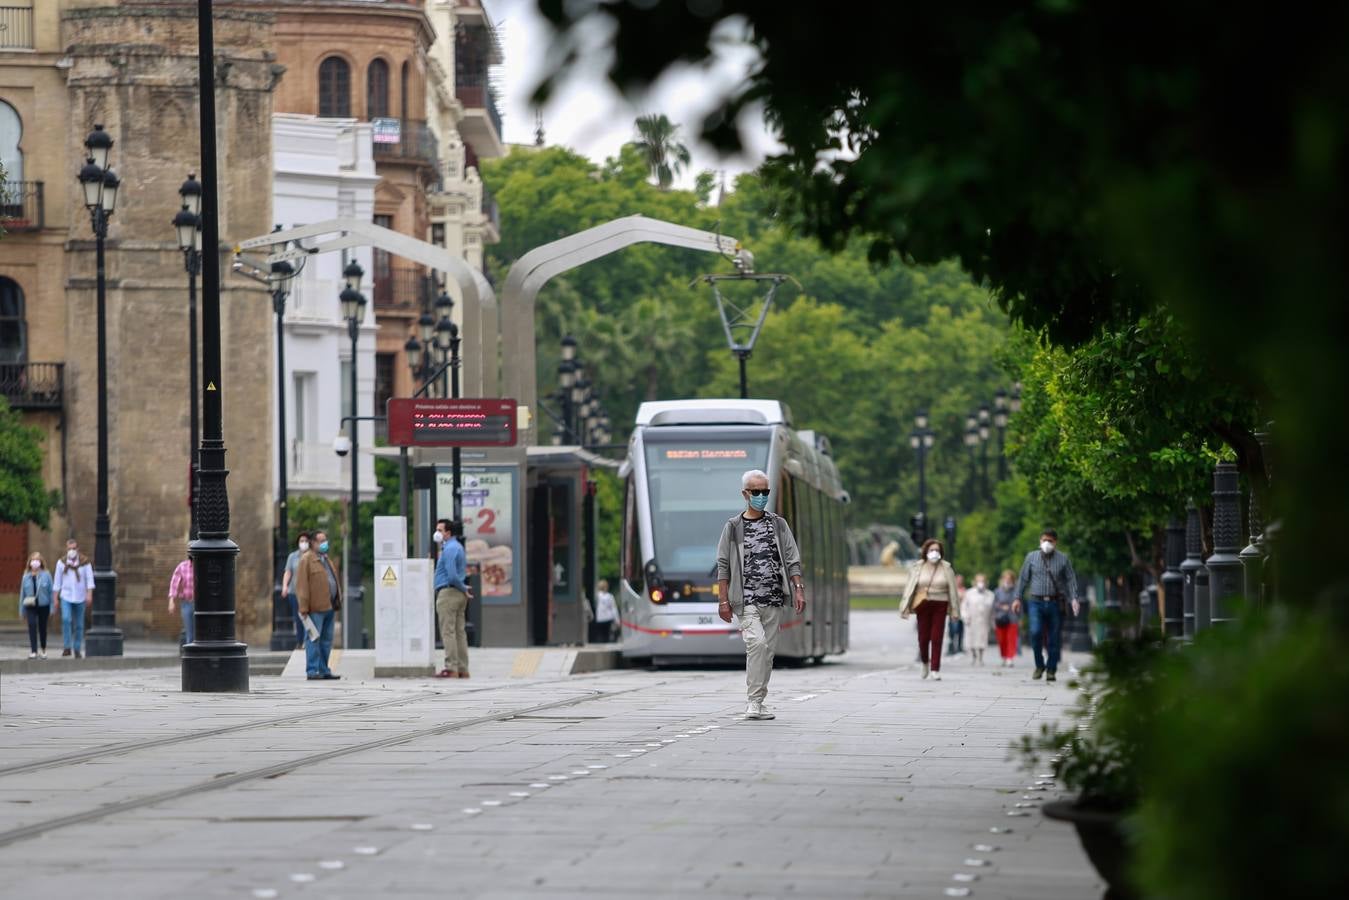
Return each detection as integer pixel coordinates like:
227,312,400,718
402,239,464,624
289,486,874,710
899,539,961,680
993,569,1020,666
19,552,54,660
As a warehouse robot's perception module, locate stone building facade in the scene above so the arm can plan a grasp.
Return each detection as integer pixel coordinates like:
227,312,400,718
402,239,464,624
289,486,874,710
0,1,280,643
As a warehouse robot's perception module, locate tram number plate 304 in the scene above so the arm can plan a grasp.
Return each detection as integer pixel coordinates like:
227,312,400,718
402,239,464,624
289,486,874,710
698,616,715,625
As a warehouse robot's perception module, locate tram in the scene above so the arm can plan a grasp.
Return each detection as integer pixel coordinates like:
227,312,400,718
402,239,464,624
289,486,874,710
617,399,850,664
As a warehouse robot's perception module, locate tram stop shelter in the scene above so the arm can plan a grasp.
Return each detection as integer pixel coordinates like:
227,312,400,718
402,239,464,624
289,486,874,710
391,445,618,648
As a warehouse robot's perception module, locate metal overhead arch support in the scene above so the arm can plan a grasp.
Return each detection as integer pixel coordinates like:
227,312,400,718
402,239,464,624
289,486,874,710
501,214,739,443
235,219,499,396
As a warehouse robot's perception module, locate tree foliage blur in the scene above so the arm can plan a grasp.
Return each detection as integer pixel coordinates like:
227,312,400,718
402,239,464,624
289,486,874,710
531,0,1349,607
632,113,692,189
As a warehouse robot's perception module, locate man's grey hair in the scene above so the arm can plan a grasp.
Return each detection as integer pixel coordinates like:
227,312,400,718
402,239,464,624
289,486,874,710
741,469,770,489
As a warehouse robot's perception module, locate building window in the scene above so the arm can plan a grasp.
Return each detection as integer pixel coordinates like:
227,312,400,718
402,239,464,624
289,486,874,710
0,100,23,183
431,223,445,247
367,59,390,120
318,56,351,118
0,277,25,365
375,352,395,439
400,61,410,121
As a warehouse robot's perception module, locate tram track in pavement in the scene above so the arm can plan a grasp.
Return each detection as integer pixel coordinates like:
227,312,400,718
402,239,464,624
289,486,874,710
0,679,654,849
0,673,629,780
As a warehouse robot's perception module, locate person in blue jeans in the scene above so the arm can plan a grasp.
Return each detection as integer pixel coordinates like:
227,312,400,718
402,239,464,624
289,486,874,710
19,552,55,659
294,530,341,681
53,539,94,657
1012,529,1082,683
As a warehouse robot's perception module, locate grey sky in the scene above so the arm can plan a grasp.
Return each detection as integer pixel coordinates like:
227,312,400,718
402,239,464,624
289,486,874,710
489,0,780,188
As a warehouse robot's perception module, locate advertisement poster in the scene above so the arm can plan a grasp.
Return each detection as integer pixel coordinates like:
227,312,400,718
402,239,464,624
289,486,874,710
438,467,516,604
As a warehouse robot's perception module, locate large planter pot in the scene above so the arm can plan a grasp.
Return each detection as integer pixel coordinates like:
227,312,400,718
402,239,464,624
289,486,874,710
1042,799,1135,900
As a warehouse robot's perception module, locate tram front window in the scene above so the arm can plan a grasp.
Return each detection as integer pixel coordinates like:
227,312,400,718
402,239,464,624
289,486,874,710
643,438,770,583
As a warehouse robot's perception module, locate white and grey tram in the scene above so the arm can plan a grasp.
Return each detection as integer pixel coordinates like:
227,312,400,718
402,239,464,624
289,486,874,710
617,399,850,664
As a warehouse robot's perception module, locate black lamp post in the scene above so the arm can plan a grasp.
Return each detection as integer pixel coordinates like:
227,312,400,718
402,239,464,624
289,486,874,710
340,259,368,649
963,415,979,510
269,258,298,651
977,402,991,502
557,357,576,444
435,291,463,522
78,124,123,658
909,409,935,540
993,388,1009,482
173,174,203,542
183,0,248,692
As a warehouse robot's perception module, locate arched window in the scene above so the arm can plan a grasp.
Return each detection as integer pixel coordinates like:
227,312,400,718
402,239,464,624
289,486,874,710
367,59,389,120
0,277,26,365
318,56,351,118
0,100,23,183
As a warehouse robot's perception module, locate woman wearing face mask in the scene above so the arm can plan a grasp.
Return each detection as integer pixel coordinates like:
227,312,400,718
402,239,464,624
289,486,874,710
992,569,1020,666
899,539,961,680
19,552,54,659
961,573,995,666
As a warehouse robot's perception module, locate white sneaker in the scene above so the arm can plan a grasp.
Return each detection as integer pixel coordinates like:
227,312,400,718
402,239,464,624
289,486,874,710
753,703,775,720
921,663,930,679
39,651,47,659
932,672,943,681
27,652,36,660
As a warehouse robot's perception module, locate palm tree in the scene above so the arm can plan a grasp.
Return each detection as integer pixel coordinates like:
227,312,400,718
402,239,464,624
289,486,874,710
633,114,691,189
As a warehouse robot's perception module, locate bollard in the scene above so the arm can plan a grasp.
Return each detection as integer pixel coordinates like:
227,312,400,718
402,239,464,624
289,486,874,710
1180,504,1203,640
1161,517,1186,638
1139,577,1159,633
1239,476,1265,609
1205,462,1244,627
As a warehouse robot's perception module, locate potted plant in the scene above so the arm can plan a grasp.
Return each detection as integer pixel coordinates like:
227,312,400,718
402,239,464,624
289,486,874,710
1015,623,1164,900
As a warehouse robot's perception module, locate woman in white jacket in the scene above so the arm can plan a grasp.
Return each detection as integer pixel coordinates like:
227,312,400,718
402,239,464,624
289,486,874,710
961,573,995,666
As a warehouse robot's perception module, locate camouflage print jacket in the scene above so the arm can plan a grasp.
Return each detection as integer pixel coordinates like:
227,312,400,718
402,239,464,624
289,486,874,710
715,512,804,618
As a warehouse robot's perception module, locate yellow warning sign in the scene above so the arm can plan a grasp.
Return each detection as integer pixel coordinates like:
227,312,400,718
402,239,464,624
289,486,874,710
206,382,217,391
381,566,398,587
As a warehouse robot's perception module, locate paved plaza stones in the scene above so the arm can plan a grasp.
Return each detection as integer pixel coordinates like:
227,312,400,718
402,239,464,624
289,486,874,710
0,612,1100,899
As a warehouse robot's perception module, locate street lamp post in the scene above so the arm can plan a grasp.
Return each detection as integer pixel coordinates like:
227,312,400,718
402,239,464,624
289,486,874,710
173,174,203,541
183,0,249,692
993,388,1009,482
909,410,935,541
557,358,576,444
963,417,979,510
269,259,297,651
977,403,991,502
435,293,462,522
340,260,368,649
78,124,123,658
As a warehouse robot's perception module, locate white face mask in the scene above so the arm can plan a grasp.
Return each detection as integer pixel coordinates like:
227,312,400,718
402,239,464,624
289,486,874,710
1041,540,1055,554
30,560,41,570
67,551,78,562
299,541,309,552
975,581,987,591
926,550,941,563
433,531,445,544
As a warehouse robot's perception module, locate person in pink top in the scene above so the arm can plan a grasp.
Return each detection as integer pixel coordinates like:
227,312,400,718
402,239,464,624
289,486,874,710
168,556,195,646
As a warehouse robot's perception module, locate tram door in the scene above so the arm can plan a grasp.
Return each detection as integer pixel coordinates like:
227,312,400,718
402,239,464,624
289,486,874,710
528,484,553,645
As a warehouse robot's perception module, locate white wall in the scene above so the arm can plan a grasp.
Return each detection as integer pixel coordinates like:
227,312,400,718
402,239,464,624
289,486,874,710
272,114,381,501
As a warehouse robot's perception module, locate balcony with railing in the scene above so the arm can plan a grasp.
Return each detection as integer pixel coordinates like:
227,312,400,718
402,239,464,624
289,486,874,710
0,6,34,50
0,362,63,410
0,182,44,232
371,118,438,169
372,264,434,312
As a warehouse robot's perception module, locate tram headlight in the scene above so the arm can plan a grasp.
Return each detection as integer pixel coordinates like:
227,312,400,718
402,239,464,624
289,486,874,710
650,588,665,603
644,559,667,604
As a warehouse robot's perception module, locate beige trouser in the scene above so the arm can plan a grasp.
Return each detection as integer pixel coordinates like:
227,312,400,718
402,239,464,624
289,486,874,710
435,587,469,673
738,603,783,704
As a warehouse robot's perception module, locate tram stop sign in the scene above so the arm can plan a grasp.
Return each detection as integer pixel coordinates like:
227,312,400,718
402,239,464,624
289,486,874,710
387,398,518,448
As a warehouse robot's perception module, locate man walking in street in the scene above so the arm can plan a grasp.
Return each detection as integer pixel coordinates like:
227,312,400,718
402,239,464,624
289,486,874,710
1012,529,1082,683
295,530,341,680
53,538,93,657
716,469,806,721
434,519,471,679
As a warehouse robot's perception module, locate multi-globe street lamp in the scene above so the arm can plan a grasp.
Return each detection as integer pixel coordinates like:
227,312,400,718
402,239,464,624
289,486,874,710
993,388,1010,482
340,260,368,649
963,413,980,510
77,124,123,657
267,258,298,650
977,403,991,502
909,409,935,543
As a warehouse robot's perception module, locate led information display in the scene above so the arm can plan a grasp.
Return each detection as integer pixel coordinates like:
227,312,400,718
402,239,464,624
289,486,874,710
387,398,518,448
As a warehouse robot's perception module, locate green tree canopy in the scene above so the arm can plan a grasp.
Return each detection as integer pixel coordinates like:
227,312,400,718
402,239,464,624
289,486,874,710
0,398,58,528
633,113,692,189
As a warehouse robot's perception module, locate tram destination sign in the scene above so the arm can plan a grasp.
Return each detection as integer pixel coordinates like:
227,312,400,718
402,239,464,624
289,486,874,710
387,398,518,448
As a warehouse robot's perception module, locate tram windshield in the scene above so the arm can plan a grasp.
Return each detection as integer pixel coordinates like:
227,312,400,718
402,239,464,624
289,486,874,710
643,437,770,578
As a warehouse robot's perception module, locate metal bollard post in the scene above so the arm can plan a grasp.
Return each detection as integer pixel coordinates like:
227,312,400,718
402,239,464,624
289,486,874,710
1205,462,1244,627
1161,517,1186,638
1239,475,1265,609
1180,504,1203,640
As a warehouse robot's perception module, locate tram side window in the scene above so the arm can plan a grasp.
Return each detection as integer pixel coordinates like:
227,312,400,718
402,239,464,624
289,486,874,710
778,473,795,530
622,477,640,585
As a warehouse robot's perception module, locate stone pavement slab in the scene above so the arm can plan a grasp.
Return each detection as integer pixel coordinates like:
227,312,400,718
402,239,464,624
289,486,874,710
0,611,1101,899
